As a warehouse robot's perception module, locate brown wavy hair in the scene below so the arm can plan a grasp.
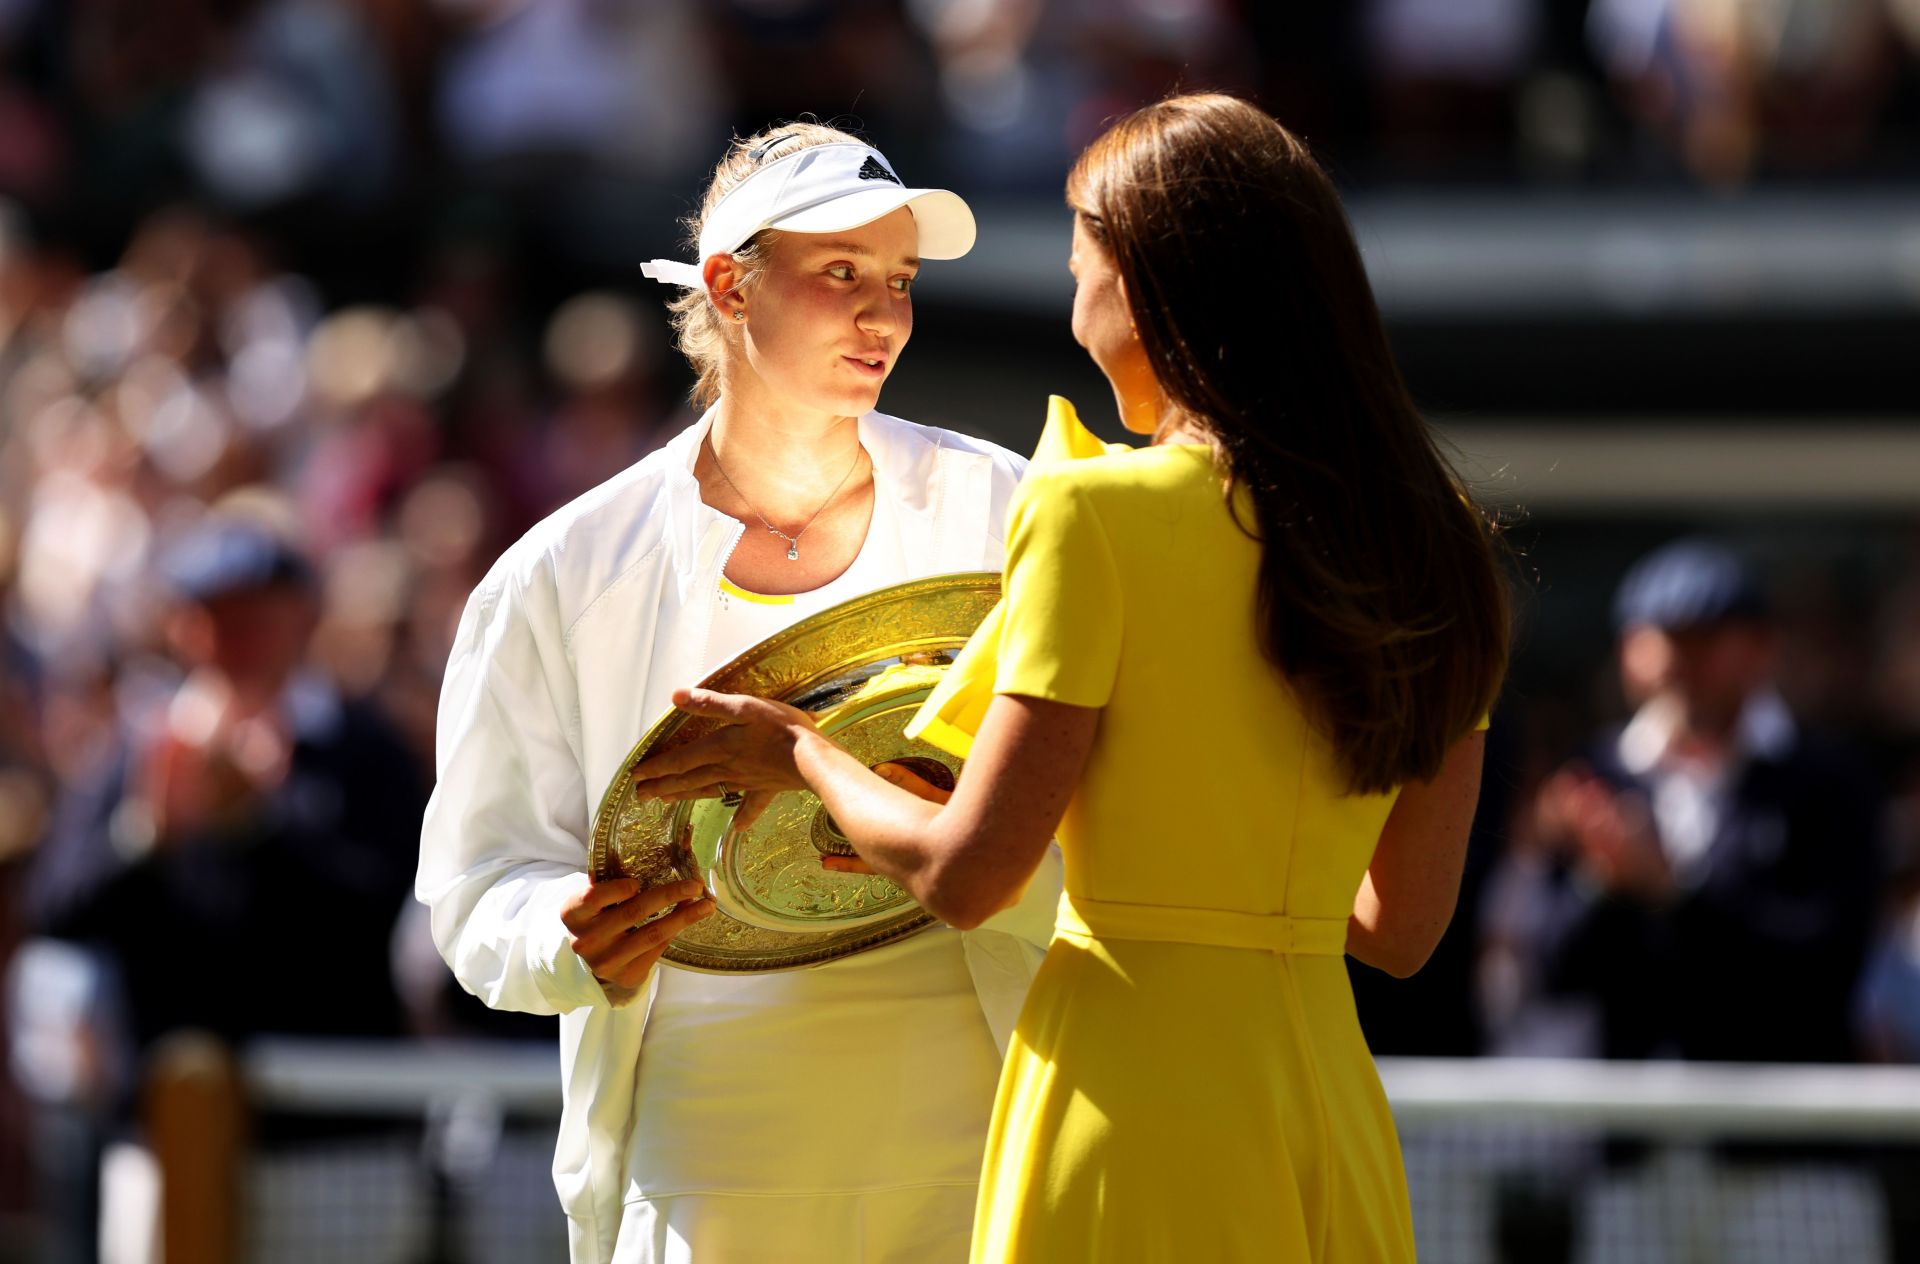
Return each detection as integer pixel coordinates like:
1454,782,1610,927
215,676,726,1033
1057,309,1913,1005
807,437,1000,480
1068,94,1509,794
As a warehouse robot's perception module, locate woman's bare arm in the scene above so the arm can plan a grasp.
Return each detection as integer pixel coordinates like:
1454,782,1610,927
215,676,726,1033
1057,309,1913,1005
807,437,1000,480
1347,730,1485,978
638,687,1097,930
795,693,1096,928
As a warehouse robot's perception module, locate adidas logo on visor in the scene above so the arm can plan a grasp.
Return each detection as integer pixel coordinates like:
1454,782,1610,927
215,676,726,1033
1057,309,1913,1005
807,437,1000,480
857,156,902,186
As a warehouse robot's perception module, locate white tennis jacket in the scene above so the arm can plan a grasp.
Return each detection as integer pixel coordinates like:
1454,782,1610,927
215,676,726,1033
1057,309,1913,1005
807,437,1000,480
417,407,1061,1264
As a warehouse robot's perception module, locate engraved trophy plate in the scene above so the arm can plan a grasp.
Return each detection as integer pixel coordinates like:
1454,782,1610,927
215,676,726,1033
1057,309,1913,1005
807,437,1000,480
588,572,999,973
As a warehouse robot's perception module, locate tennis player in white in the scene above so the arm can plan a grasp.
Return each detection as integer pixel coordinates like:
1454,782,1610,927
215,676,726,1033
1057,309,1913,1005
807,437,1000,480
417,123,1061,1264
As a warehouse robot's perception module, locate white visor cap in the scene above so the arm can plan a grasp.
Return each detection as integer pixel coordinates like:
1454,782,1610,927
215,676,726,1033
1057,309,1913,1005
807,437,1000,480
641,143,975,289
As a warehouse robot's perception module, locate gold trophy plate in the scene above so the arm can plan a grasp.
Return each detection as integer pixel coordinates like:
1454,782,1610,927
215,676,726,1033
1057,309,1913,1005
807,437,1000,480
589,572,999,973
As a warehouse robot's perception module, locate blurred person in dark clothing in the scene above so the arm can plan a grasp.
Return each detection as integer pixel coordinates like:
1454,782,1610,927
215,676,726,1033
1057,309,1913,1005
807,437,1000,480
29,513,423,1043
15,510,426,1264
1527,538,1884,1064
1860,837,1920,1063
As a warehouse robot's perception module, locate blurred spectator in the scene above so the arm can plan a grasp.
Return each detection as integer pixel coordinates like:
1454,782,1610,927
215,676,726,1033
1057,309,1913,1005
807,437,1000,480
1860,828,1920,1062
713,0,930,153
1862,539,1920,1062
438,0,719,177
905,0,1252,190
532,290,671,507
1363,0,1542,173
183,0,401,212
297,304,452,553
28,511,423,1031
1486,538,1885,1063
14,510,426,1262
0,498,41,1252
1588,0,1907,186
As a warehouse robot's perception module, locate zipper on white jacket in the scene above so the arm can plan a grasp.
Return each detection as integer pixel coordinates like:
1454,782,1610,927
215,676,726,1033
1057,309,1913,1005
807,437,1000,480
696,516,748,674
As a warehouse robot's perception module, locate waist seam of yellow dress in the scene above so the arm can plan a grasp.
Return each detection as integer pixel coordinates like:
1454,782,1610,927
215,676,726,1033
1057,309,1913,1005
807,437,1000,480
1055,894,1348,955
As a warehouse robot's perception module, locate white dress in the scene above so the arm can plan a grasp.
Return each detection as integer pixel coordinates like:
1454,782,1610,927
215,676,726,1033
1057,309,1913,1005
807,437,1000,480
612,487,1004,1264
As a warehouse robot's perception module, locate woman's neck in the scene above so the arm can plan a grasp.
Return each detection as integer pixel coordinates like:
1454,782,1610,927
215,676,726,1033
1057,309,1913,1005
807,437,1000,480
1116,377,1209,447
705,394,868,524
1145,397,1210,448
1154,418,1211,447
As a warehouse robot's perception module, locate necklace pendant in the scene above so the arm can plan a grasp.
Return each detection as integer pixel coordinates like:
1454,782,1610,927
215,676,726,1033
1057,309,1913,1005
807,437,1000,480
786,544,800,561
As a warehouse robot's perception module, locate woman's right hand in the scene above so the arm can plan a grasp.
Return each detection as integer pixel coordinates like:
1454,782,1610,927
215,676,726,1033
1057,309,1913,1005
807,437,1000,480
560,877,715,993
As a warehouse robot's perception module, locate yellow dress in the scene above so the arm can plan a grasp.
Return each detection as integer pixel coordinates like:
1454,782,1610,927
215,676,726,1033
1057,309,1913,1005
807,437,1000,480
908,398,1418,1263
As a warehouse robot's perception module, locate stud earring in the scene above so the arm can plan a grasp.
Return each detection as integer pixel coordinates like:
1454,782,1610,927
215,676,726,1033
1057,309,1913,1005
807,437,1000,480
733,310,747,322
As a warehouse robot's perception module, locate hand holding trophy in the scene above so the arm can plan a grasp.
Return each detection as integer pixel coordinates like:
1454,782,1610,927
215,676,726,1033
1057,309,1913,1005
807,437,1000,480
590,572,997,973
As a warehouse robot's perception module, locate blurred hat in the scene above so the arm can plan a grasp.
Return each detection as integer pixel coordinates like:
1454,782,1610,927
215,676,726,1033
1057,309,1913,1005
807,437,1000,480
161,518,314,604
1613,539,1768,632
640,141,974,289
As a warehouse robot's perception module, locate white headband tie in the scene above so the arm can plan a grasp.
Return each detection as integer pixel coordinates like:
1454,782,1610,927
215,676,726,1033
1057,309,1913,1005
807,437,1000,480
641,142,975,289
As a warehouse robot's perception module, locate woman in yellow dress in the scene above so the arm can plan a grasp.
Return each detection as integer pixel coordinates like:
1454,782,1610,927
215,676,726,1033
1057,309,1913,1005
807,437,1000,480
632,94,1509,1261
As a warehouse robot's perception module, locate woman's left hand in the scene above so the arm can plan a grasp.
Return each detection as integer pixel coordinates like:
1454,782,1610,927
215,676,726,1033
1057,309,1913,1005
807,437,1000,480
629,688,816,831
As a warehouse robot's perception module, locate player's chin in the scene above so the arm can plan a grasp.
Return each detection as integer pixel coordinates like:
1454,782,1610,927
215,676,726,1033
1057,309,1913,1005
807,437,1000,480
827,383,886,416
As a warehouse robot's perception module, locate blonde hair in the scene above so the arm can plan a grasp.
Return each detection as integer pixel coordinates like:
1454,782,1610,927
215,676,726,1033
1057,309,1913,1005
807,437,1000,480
667,122,868,409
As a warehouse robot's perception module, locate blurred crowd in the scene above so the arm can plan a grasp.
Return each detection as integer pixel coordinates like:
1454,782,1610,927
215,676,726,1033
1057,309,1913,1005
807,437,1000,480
1,0,1920,1259
3,0,1920,279
0,199,680,1257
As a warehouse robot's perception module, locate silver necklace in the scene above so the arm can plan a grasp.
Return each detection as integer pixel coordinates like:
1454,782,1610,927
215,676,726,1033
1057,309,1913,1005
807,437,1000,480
708,436,863,561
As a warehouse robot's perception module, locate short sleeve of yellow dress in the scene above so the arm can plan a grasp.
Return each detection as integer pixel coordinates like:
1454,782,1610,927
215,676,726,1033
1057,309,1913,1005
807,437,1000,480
908,395,1127,758
912,397,1421,1264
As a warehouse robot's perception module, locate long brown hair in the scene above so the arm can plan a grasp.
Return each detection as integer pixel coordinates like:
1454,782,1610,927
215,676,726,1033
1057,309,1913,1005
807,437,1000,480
1069,94,1508,794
